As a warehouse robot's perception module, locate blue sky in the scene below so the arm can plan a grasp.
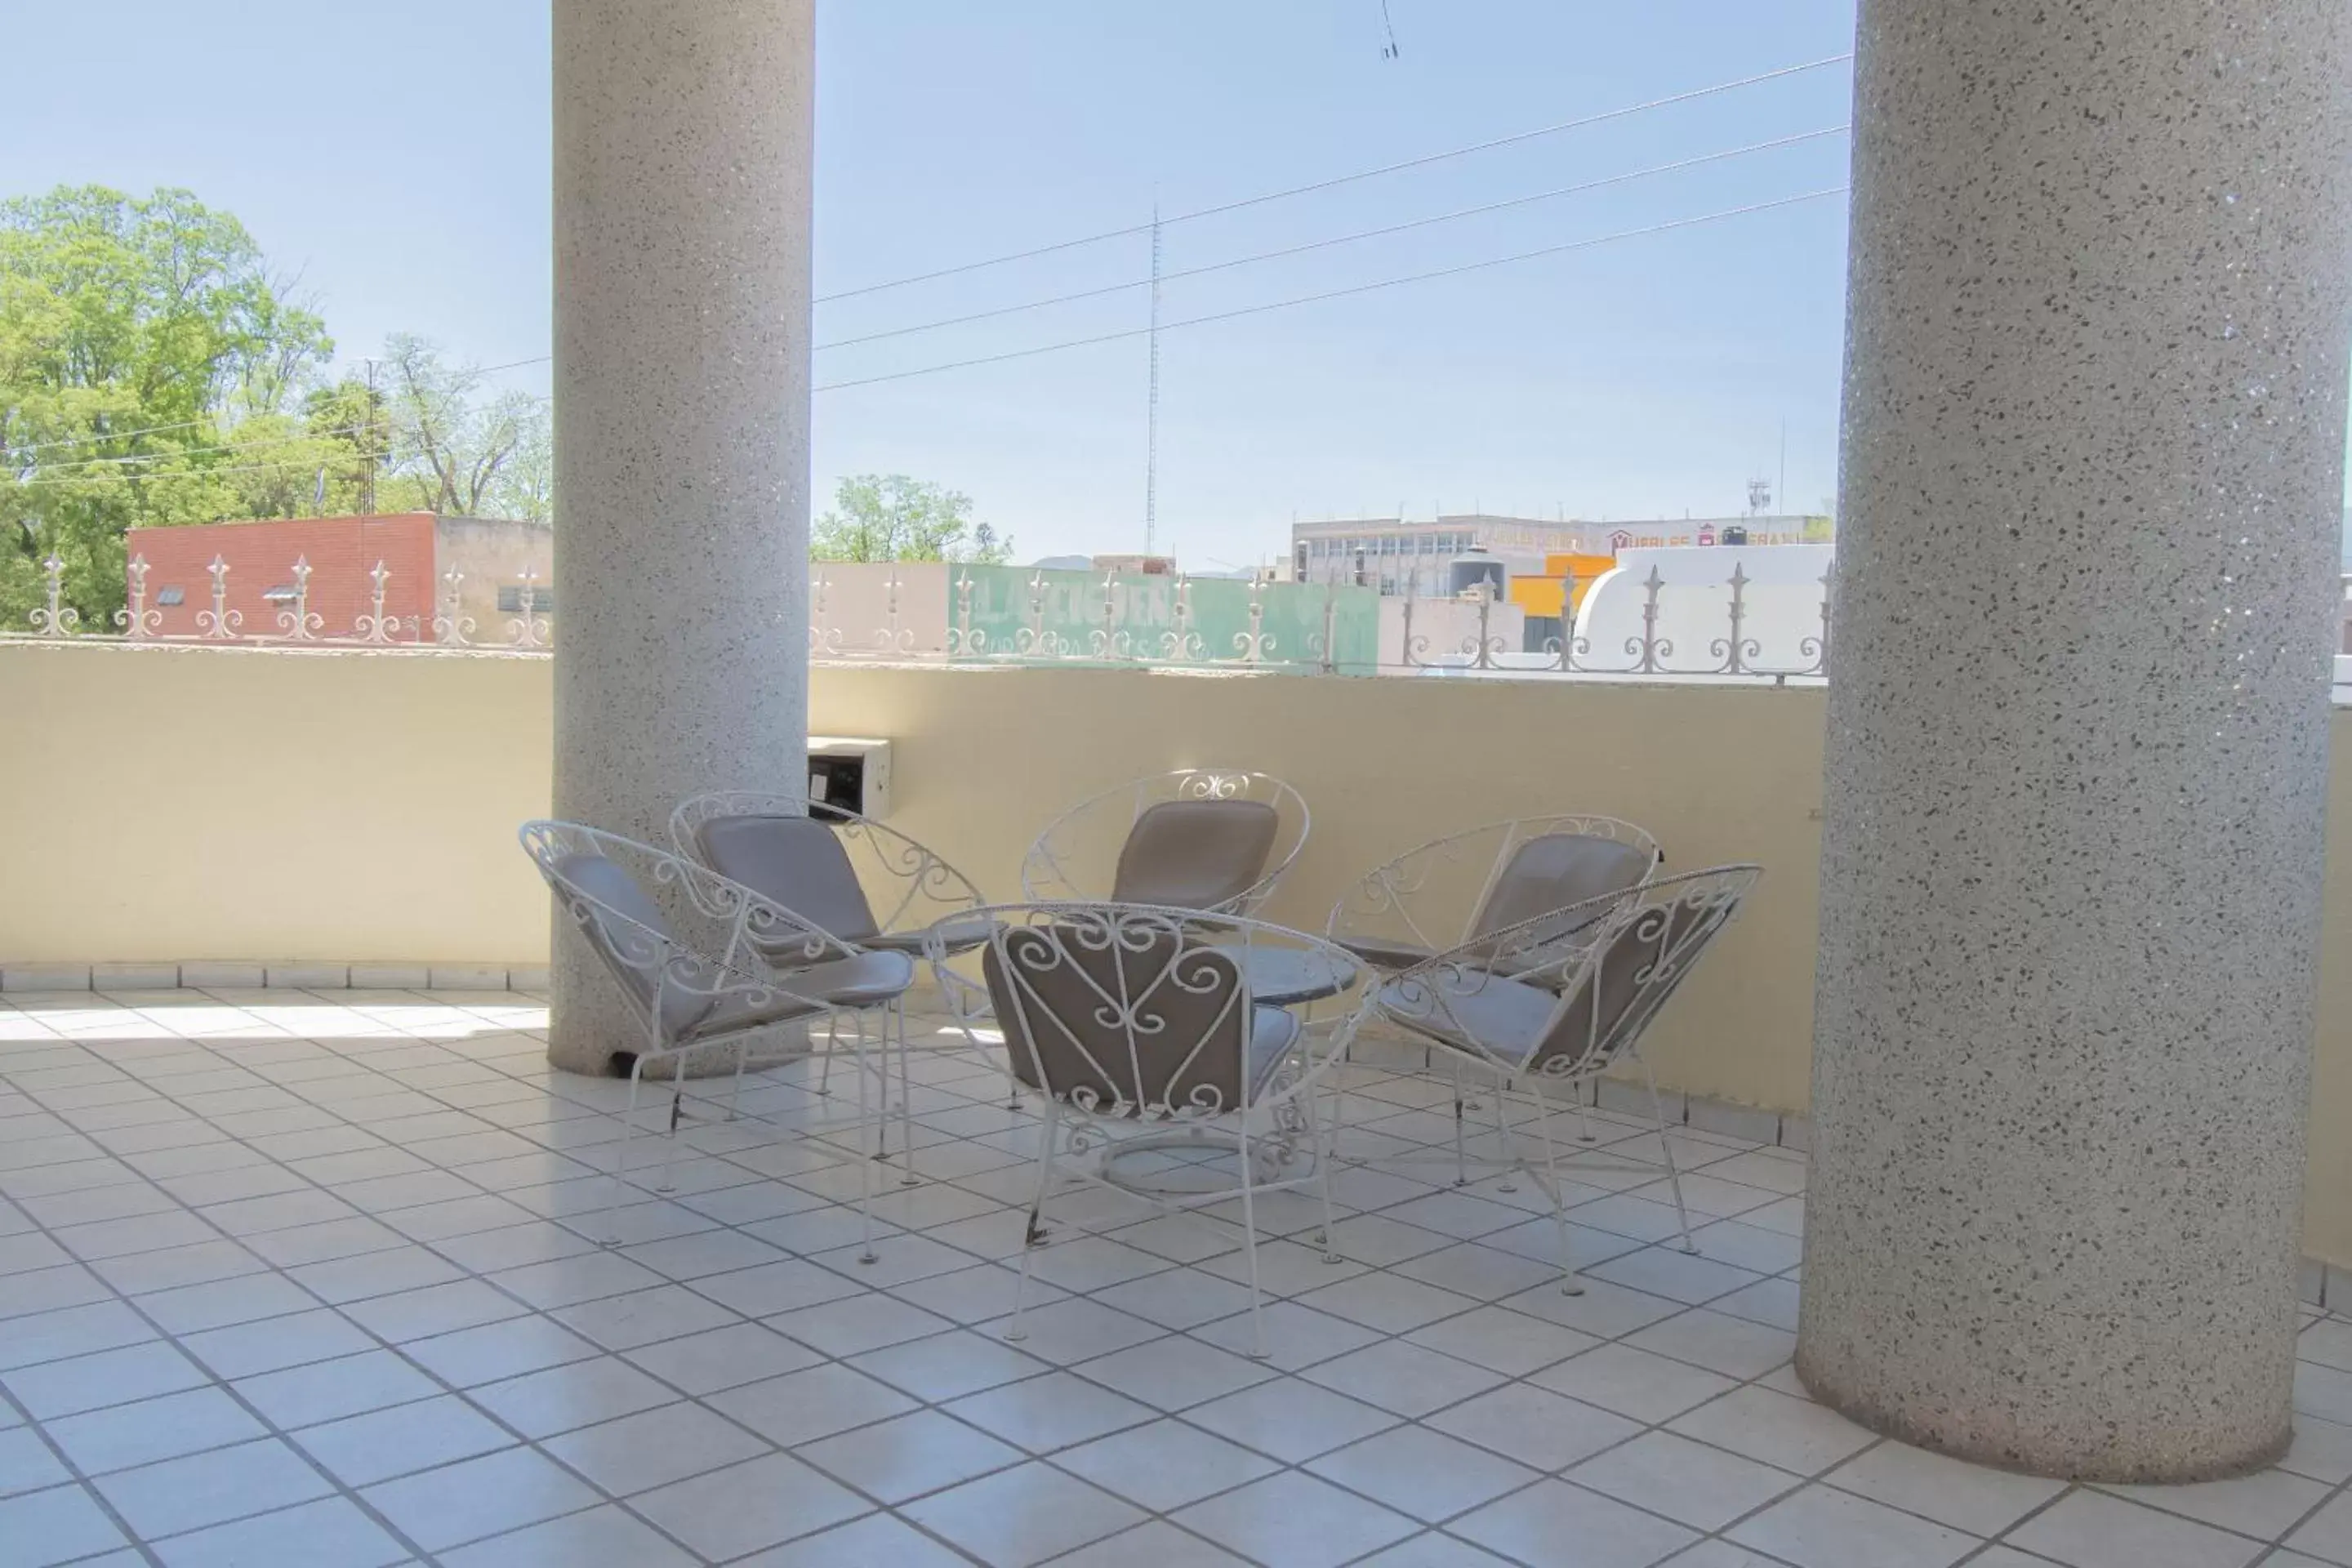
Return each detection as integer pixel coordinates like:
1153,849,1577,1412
9,0,1857,568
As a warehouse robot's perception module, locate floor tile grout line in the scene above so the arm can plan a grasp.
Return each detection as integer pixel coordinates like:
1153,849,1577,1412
8,992,2349,1568
0,1180,447,1563
0,1367,170,1567
10,998,1162,1565
0,1057,576,1562
0,1014,781,1564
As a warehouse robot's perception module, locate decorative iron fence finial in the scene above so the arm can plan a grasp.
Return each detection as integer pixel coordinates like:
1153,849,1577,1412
354,559,399,644
116,554,159,639
29,554,77,638
276,555,323,641
433,567,474,647
197,555,242,640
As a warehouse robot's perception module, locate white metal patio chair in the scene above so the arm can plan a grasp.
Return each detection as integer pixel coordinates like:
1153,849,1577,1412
926,902,1362,1358
670,790,991,1180
1326,813,1662,978
1326,813,1663,1159
1019,768,1311,918
1361,863,1762,1291
520,820,914,1257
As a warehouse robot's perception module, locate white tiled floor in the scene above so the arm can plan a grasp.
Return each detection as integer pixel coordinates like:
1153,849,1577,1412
2,991,2349,1566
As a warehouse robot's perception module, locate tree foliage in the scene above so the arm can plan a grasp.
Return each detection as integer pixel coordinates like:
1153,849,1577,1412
812,474,1013,564
372,334,550,522
0,187,553,632
0,185,335,628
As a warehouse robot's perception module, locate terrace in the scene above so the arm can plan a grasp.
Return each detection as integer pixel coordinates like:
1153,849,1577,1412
8,1,2352,1565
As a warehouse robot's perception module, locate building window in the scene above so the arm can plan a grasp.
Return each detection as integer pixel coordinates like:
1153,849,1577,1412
497,586,555,612
156,586,185,606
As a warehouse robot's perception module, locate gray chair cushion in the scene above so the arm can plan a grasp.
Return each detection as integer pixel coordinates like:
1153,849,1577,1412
693,813,880,947
1110,800,1281,911
1375,971,1553,1067
553,851,718,1040
1379,891,1730,1079
1472,834,1655,939
1335,935,1440,973
679,949,915,1043
865,914,1000,958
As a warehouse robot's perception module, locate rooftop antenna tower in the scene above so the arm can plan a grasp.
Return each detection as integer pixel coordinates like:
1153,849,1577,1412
1143,194,1162,556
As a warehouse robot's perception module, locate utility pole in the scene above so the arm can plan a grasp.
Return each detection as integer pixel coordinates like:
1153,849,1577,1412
1143,195,1161,558
360,358,379,515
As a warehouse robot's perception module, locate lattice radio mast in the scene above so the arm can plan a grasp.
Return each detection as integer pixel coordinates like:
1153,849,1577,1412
1143,198,1163,556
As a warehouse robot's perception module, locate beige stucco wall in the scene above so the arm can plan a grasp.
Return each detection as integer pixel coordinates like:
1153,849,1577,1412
8,641,2350,1261
0,642,555,967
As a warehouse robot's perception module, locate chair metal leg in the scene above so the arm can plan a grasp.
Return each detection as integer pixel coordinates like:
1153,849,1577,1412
1314,1086,1343,1265
1526,1076,1585,1295
894,998,920,1187
1574,1088,1599,1144
1638,1052,1699,1254
724,1037,751,1122
1450,1061,1470,1187
1005,1098,1061,1343
655,1084,684,1195
1491,1074,1519,1192
817,1013,837,1098
852,1013,878,1264
1236,1115,1270,1359
606,1057,647,1247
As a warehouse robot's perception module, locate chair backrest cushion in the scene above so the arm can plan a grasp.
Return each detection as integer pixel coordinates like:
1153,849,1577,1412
983,922,1253,1115
1110,800,1281,911
1472,833,1655,940
693,813,880,946
551,852,717,1038
1527,889,1731,1077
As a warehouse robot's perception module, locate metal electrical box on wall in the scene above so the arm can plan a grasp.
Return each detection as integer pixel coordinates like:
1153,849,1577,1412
808,737,893,820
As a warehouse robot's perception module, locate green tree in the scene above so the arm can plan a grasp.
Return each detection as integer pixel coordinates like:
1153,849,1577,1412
812,474,1013,563
372,334,549,520
0,185,335,628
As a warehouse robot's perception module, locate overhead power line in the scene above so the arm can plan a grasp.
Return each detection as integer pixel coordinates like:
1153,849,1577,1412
10,453,361,487
813,187,1847,394
815,126,1850,352
813,53,1853,304
29,422,374,470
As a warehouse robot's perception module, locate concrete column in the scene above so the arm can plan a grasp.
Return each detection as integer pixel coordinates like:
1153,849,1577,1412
549,0,813,1075
1799,1,2352,1481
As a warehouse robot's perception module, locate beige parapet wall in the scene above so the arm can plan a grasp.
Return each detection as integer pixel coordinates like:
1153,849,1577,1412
6,640,2351,1265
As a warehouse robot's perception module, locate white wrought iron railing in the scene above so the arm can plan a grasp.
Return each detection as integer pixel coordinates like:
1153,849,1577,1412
24,551,2346,689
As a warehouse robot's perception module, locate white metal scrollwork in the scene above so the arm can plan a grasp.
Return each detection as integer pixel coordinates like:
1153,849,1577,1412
506,566,548,649
353,560,399,644
29,554,77,638
433,568,475,647
275,555,323,641
115,555,160,639
196,556,242,640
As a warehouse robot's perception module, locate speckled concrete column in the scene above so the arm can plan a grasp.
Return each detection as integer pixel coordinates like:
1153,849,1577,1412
1798,1,2352,1481
549,0,813,1075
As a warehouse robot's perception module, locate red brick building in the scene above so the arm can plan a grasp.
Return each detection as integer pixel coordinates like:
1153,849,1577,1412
125,514,549,642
